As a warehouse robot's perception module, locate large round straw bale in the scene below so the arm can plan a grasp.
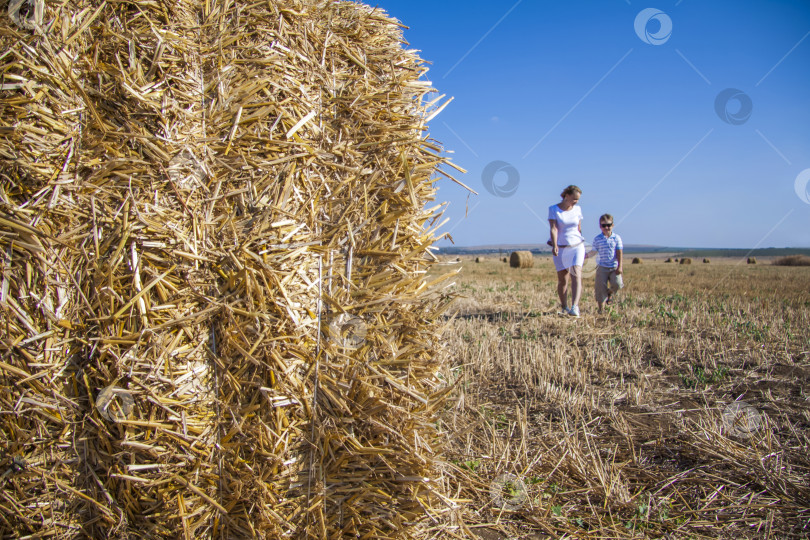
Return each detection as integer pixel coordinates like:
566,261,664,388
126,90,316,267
703,258,711,263
632,257,642,264
665,257,673,263
747,257,757,264
680,258,693,265
509,251,534,268
0,2,457,537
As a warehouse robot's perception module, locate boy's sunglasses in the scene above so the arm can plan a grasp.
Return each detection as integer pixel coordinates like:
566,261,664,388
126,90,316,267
600,223,613,228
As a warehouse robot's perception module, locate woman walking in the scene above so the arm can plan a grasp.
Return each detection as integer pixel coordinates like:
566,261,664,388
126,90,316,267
548,185,585,317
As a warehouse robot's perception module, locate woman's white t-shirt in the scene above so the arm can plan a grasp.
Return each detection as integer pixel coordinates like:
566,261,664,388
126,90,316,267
548,204,584,246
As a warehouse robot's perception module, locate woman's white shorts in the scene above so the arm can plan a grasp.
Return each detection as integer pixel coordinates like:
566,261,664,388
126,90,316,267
553,243,585,272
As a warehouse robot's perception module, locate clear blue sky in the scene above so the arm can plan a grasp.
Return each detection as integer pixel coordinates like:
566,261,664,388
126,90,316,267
373,0,810,249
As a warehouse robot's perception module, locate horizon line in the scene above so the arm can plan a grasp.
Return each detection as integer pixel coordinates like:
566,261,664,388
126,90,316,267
434,244,810,251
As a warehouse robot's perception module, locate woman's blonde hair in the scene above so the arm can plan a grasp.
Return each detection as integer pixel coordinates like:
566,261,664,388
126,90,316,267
560,185,582,198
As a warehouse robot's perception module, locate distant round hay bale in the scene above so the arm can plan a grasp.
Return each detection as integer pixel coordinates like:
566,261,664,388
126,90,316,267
665,257,673,263
475,257,480,263
509,251,533,268
503,257,508,263
674,258,679,262
680,258,692,265
703,258,710,263
631,257,642,264
747,257,757,264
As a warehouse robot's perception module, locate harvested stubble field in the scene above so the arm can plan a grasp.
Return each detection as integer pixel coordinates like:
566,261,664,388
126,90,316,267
433,255,810,539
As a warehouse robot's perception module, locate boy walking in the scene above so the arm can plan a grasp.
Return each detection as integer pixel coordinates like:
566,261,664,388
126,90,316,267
593,214,623,314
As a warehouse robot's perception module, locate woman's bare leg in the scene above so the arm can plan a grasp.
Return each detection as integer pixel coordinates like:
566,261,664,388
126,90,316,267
556,269,570,309
569,265,582,307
